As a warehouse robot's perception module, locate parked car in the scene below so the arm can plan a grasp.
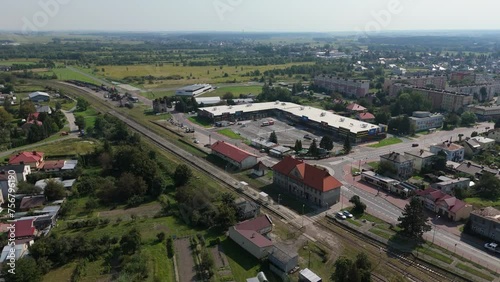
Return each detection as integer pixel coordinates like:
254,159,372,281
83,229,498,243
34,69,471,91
353,171,361,176
193,139,199,144
412,143,419,147
336,212,347,220
304,134,312,140
484,243,500,253
60,131,69,136
342,210,353,218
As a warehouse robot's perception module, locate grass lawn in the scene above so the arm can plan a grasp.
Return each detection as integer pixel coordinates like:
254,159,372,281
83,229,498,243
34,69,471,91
347,218,362,227
201,85,262,97
74,107,100,130
369,228,392,240
416,246,453,264
368,137,403,148
12,138,99,156
464,197,500,209
367,161,379,170
142,242,175,282
42,262,76,282
456,263,495,281
217,128,245,140
142,90,176,99
52,67,102,85
188,116,213,128
298,242,334,280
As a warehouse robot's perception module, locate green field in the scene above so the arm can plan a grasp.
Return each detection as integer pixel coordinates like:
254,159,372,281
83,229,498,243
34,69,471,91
368,137,403,148
0,58,41,65
51,68,103,85
465,197,500,209
12,138,100,156
74,107,100,130
202,85,263,97
217,128,245,140
87,62,313,89
456,263,495,281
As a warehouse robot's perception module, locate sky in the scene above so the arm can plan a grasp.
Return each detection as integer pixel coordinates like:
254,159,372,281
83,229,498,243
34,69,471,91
1,0,499,33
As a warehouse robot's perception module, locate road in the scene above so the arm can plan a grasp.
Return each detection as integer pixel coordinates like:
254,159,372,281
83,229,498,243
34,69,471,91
58,80,500,274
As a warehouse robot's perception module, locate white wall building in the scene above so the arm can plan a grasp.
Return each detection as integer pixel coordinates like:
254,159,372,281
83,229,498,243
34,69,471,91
430,142,465,162
175,84,213,96
409,111,444,132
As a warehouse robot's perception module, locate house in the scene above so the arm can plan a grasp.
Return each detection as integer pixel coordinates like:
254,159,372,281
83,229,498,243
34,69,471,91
430,177,470,195
19,195,46,211
0,164,31,182
379,152,414,180
469,207,500,242
28,91,50,102
357,112,375,123
251,138,277,151
404,150,435,172
9,151,45,170
235,198,260,220
210,141,258,170
228,215,274,259
415,188,472,221
269,146,292,158
252,162,268,177
268,244,298,278
35,178,76,190
346,103,367,113
299,268,322,282
272,156,342,207
61,160,78,171
463,136,495,157
42,160,66,172
11,218,37,239
455,161,499,179
430,142,465,162
36,105,52,114
0,241,32,263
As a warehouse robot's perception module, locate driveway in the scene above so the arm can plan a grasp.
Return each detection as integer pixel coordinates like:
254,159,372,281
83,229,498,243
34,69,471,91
63,106,78,132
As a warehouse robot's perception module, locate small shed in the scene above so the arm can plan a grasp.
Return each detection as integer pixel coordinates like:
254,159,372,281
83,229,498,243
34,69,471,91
269,146,292,158
252,161,268,177
299,268,322,282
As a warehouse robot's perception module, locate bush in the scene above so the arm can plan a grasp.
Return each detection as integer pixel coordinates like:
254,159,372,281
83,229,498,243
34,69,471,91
156,232,166,242
126,195,144,208
166,237,174,258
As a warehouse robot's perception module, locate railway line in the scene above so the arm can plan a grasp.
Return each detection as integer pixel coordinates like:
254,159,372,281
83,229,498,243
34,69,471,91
58,82,474,282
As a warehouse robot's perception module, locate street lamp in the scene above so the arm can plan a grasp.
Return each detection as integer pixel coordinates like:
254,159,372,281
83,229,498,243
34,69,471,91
278,194,281,209
432,216,440,245
301,204,305,228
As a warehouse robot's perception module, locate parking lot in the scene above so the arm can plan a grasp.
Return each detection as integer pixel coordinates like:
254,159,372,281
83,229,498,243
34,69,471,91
212,118,342,148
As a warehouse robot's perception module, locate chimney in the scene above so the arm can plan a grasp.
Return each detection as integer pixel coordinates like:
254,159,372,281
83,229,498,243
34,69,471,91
467,162,471,167
32,151,37,155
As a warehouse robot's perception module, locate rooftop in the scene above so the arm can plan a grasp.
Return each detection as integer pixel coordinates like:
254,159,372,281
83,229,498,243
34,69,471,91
199,102,381,134
431,142,464,151
29,91,49,98
9,151,44,165
211,141,256,162
472,207,500,220
405,150,435,159
177,84,212,92
380,152,412,163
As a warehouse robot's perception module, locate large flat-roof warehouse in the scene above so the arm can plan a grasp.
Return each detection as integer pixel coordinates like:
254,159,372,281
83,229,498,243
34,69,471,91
175,84,213,96
199,101,386,143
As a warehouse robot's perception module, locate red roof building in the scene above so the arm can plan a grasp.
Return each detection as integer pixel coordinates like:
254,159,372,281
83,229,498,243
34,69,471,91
13,218,37,239
42,160,65,172
228,215,274,259
415,188,472,221
272,156,341,207
346,103,367,113
210,141,258,170
9,151,45,170
357,112,375,122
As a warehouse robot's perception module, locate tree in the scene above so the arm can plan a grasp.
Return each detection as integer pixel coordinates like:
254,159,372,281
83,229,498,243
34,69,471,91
0,108,13,126
55,101,62,111
173,164,192,187
269,131,278,143
156,232,166,242
120,228,141,254
18,100,36,118
116,172,147,201
222,92,234,100
1,257,42,282
308,139,319,157
16,181,42,195
319,136,334,151
460,111,477,127
495,119,500,129
75,115,86,131
44,179,66,201
76,97,90,112
474,173,500,199
433,150,447,171
294,140,302,152
471,131,478,137
349,195,366,214
331,256,352,282
343,136,352,154
397,198,431,240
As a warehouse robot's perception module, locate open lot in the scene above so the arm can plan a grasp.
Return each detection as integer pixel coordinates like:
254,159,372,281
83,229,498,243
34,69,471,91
175,238,197,282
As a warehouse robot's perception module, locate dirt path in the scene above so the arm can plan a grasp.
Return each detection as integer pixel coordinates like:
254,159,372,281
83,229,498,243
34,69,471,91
174,238,197,282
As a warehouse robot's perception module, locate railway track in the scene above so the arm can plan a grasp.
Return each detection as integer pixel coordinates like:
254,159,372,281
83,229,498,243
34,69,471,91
318,218,472,282
58,82,473,282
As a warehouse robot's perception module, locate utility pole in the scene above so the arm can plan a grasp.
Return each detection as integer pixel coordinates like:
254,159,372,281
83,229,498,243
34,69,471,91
278,194,281,209
301,204,305,228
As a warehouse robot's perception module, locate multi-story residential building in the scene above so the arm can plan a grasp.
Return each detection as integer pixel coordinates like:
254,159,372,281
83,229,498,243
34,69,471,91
431,177,470,195
272,156,341,207
469,104,500,120
415,188,472,221
450,71,476,83
446,83,500,102
430,142,465,162
390,84,473,112
409,111,444,132
384,75,447,93
469,207,500,242
463,136,496,158
314,75,370,98
379,152,414,180
404,150,435,172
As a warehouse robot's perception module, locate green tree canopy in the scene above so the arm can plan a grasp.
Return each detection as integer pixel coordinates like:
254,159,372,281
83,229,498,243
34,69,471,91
294,139,302,152
397,198,431,240
319,136,334,151
269,131,278,143
460,111,477,127
76,97,90,112
44,179,66,201
173,164,192,187
308,139,319,157
343,136,351,154
75,115,86,131
349,195,367,214
474,173,500,199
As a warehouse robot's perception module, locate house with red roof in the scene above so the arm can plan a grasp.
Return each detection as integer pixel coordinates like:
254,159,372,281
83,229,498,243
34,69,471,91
9,151,45,170
21,112,43,132
228,215,274,259
415,188,472,221
210,141,258,170
42,160,66,172
12,218,38,239
346,103,367,113
272,156,342,207
357,112,375,123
